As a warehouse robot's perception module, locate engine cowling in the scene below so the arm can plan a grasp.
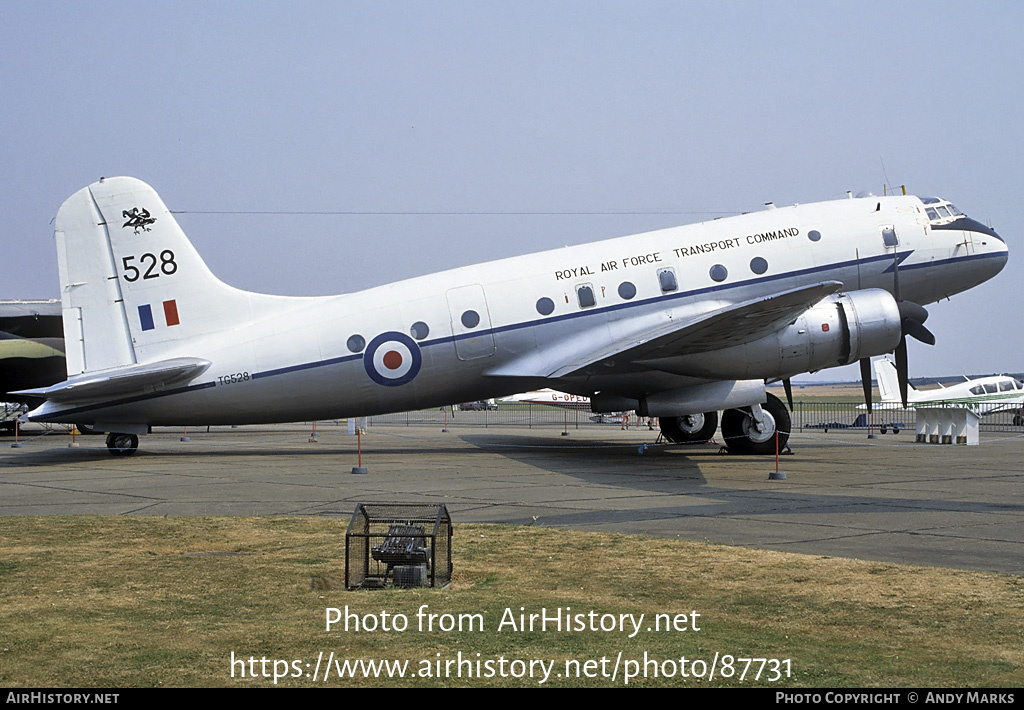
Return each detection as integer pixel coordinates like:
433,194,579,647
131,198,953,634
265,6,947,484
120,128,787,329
666,289,902,380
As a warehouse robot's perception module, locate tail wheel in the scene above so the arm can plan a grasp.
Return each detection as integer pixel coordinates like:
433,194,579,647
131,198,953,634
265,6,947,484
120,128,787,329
106,433,139,457
660,411,718,444
721,393,790,455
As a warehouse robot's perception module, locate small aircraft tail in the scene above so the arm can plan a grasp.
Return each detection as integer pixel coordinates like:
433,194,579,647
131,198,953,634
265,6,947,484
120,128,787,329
54,177,296,376
873,356,918,404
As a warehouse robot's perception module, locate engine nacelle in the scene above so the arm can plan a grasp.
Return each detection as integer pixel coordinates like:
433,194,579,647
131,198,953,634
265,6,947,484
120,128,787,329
592,380,766,417
666,289,902,380
639,379,765,418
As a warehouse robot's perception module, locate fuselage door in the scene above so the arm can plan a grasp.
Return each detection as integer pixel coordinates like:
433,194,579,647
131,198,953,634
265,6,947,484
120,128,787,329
446,284,496,360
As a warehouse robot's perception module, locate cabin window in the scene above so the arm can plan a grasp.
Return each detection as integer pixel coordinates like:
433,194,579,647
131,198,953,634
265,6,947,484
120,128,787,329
461,310,480,328
709,264,728,282
536,297,555,316
983,384,998,394
657,268,677,293
618,281,636,300
970,385,984,395
576,284,596,309
410,321,429,340
750,257,768,275
881,225,899,247
347,334,366,353
999,380,1015,392
808,229,821,242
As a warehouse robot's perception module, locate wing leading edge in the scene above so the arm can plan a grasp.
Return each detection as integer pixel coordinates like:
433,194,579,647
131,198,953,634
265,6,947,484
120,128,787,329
488,281,844,379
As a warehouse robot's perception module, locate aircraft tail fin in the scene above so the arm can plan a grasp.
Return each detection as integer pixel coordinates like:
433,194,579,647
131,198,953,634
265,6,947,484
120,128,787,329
55,177,297,376
874,356,918,403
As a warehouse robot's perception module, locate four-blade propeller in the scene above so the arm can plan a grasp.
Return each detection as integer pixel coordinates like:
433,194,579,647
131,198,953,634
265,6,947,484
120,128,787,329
860,248,936,410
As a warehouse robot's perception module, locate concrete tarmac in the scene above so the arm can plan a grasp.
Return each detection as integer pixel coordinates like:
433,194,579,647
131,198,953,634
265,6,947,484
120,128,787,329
2,421,1022,575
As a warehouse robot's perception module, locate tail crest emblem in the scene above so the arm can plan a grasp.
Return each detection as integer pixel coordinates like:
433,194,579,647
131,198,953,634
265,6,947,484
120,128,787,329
122,207,156,234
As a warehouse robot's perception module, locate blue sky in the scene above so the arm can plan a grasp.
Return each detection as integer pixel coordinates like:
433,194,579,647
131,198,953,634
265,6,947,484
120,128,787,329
2,1,1020,379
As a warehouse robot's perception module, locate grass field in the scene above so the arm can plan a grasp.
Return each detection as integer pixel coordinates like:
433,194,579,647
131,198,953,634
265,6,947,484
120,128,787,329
1,517,1021,687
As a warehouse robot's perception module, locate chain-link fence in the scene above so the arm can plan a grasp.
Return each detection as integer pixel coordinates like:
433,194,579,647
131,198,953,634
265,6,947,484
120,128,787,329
362,402,1024,433
366,405,612,429
790,402,1023,433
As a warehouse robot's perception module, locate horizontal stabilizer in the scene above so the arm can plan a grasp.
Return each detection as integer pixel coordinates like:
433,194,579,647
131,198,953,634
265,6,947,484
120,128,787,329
14,357,210,402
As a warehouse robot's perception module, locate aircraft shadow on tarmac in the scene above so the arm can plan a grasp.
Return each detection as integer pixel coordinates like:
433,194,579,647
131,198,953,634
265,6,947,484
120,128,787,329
456,431,1024,574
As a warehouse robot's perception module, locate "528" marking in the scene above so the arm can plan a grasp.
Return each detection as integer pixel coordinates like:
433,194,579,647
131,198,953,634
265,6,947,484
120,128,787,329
122,250,178,282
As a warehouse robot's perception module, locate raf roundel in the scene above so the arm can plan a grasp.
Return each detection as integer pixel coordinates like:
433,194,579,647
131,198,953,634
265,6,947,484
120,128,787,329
363,331,422,387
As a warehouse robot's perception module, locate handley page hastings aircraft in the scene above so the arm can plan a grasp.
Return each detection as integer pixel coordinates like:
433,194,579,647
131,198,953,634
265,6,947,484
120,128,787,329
18,177,1007,456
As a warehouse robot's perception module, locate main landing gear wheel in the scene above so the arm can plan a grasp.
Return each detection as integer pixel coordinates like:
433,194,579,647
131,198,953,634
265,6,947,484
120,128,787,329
721,392,790,455
660,411,718,444
106,433,139,457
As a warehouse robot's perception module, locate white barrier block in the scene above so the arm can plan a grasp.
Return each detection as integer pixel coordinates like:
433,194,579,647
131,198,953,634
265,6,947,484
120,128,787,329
915,408,979,445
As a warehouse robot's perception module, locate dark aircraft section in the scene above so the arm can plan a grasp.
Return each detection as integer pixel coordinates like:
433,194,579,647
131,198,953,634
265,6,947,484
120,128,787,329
0,300,65,404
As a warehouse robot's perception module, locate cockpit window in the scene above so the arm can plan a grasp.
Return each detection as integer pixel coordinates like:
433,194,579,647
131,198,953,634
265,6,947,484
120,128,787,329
922,197,967,225
999,380,1015,392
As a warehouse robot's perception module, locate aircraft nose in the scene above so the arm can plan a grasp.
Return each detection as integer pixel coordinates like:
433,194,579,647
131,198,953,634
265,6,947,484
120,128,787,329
975,222,1009,279
958,216,1003,242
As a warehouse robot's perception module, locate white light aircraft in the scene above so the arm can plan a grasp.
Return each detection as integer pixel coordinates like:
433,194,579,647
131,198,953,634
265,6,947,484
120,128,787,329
19,178,1008,456
501,389,593,410
873,357,1024,419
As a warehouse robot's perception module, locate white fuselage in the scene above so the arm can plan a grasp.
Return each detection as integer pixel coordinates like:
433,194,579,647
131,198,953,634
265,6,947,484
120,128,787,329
31,187,1008,430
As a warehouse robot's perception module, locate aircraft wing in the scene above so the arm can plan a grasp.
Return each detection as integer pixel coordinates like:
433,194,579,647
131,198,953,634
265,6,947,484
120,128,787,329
489,281,843,379
972,399,1024,416
13,357,210,403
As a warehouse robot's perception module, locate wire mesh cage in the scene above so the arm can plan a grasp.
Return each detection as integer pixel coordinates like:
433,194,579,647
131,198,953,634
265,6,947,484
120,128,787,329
345,503,452,589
